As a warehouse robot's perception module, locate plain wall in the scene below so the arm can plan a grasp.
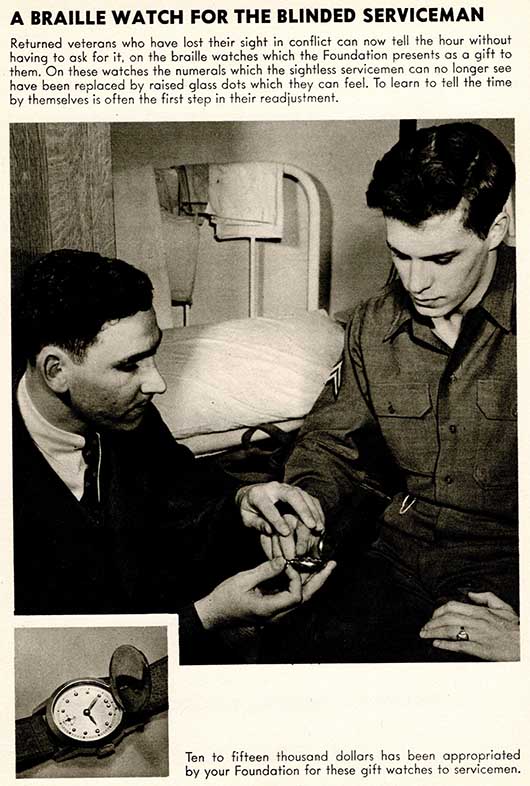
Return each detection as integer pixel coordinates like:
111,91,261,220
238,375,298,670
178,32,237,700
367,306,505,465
111,120,400,322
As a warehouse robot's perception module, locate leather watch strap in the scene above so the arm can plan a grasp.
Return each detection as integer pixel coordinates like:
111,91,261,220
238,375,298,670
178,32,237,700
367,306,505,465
16,713,57,771
142,656,168,716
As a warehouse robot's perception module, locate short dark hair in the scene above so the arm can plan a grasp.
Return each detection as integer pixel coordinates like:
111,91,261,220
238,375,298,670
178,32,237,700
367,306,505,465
366,122,515,238
18,249,153,364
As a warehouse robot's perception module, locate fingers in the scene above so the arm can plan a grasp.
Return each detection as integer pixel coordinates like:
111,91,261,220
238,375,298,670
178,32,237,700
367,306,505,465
259,561,335,620
200,553,334,629
195,557,302,629
261,526,320,560
430,598,519,628
430,599,492,621
430,639,483,658
259,533,273,560
421,604,489,640
245,485,292,536
421,604,516,645
292,518,321,557
240,482,324,534
239,556,286,588
467,590,516,613
486,607,520,622
275,485,325,532
430,600,470,619
289,490,324,532
300,560,337,602
271,533,296,561
420,619,480,642
277,530,296,560
261,532,295,561
284,563,305,595
421,602,502,636
429,630,519,662
269,514,321,558
257,565,303,615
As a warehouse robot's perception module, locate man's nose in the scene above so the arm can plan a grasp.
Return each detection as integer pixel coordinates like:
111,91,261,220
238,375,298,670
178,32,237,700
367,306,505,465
140,361,167,395
407,259,432,294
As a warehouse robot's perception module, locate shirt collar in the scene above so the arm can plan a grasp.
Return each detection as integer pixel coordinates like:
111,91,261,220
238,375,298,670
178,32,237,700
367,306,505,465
17,372,85,456
383,243,515,342
479,243,515,332
383,283,414,342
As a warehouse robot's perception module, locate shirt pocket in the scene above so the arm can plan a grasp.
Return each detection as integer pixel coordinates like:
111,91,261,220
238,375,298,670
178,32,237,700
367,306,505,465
370,382,438,474
474,378,517,489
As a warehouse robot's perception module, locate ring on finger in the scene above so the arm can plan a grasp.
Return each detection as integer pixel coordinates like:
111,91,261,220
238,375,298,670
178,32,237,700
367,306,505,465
455,626,470,642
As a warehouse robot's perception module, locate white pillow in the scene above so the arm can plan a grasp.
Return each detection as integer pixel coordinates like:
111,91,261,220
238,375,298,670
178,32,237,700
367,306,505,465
154,311,344,439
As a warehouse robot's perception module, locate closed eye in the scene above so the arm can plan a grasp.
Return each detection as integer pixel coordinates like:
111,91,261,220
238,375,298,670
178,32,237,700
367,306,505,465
113,329,163,374
388,244,459,266
390,250,409,261
115,362,139,373
428,254,457,265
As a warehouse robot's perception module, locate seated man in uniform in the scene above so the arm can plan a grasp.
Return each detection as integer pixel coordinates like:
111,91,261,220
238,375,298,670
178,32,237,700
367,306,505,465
13,249,334,661
256,122,519,662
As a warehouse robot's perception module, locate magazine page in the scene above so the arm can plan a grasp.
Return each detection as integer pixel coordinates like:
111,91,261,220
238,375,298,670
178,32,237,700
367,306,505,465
1,0,529,783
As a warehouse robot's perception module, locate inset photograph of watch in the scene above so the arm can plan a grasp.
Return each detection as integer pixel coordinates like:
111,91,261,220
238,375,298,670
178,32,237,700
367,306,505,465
15,626,169,778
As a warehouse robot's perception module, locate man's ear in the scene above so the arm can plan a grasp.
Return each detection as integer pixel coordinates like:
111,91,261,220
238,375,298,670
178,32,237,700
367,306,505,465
36,346,73,394
486,211,509,251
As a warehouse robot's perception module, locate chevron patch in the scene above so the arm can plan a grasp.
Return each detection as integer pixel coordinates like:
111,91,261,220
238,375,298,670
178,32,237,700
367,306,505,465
327,357,344,399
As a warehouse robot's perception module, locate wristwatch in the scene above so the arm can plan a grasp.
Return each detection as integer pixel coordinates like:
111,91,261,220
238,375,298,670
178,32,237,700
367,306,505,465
16,644,168,771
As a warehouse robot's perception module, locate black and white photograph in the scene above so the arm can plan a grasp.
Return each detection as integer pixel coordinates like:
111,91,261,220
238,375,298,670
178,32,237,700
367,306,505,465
10,118,518,667
14,625,168,777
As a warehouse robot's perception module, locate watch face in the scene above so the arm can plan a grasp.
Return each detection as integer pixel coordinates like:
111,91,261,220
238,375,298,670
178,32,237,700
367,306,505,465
47,679,123,744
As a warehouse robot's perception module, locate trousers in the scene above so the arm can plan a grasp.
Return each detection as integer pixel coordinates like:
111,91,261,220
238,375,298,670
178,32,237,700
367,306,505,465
260,514,518,664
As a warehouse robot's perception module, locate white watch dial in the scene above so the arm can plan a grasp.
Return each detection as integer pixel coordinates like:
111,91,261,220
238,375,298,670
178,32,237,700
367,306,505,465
50,679,123,743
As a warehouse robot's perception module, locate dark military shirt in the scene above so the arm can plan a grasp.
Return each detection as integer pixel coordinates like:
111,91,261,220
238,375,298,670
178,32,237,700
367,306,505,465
285,245,517,547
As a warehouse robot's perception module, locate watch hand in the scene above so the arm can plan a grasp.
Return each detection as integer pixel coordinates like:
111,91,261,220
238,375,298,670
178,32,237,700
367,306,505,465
88,697,98,711
83,708,97,725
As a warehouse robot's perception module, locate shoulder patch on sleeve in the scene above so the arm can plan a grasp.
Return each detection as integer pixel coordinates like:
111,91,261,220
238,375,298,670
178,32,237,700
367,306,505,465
326,356,344,399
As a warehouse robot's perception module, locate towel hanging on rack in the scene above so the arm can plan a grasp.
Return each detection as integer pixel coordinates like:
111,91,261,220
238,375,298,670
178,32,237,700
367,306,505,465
206,162,284,240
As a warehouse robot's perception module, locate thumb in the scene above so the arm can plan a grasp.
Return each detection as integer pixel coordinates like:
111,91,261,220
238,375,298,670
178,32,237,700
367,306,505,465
467,591,513,611
240,557,286,588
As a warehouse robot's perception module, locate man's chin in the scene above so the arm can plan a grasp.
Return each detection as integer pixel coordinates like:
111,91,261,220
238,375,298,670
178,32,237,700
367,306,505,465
119,410,148,430
116,419,144,432
412,299,449,318
98,409,147,433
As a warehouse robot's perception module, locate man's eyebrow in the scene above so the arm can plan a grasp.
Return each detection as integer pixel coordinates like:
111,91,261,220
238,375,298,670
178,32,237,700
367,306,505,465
386,241,460,261
115,329,163,365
